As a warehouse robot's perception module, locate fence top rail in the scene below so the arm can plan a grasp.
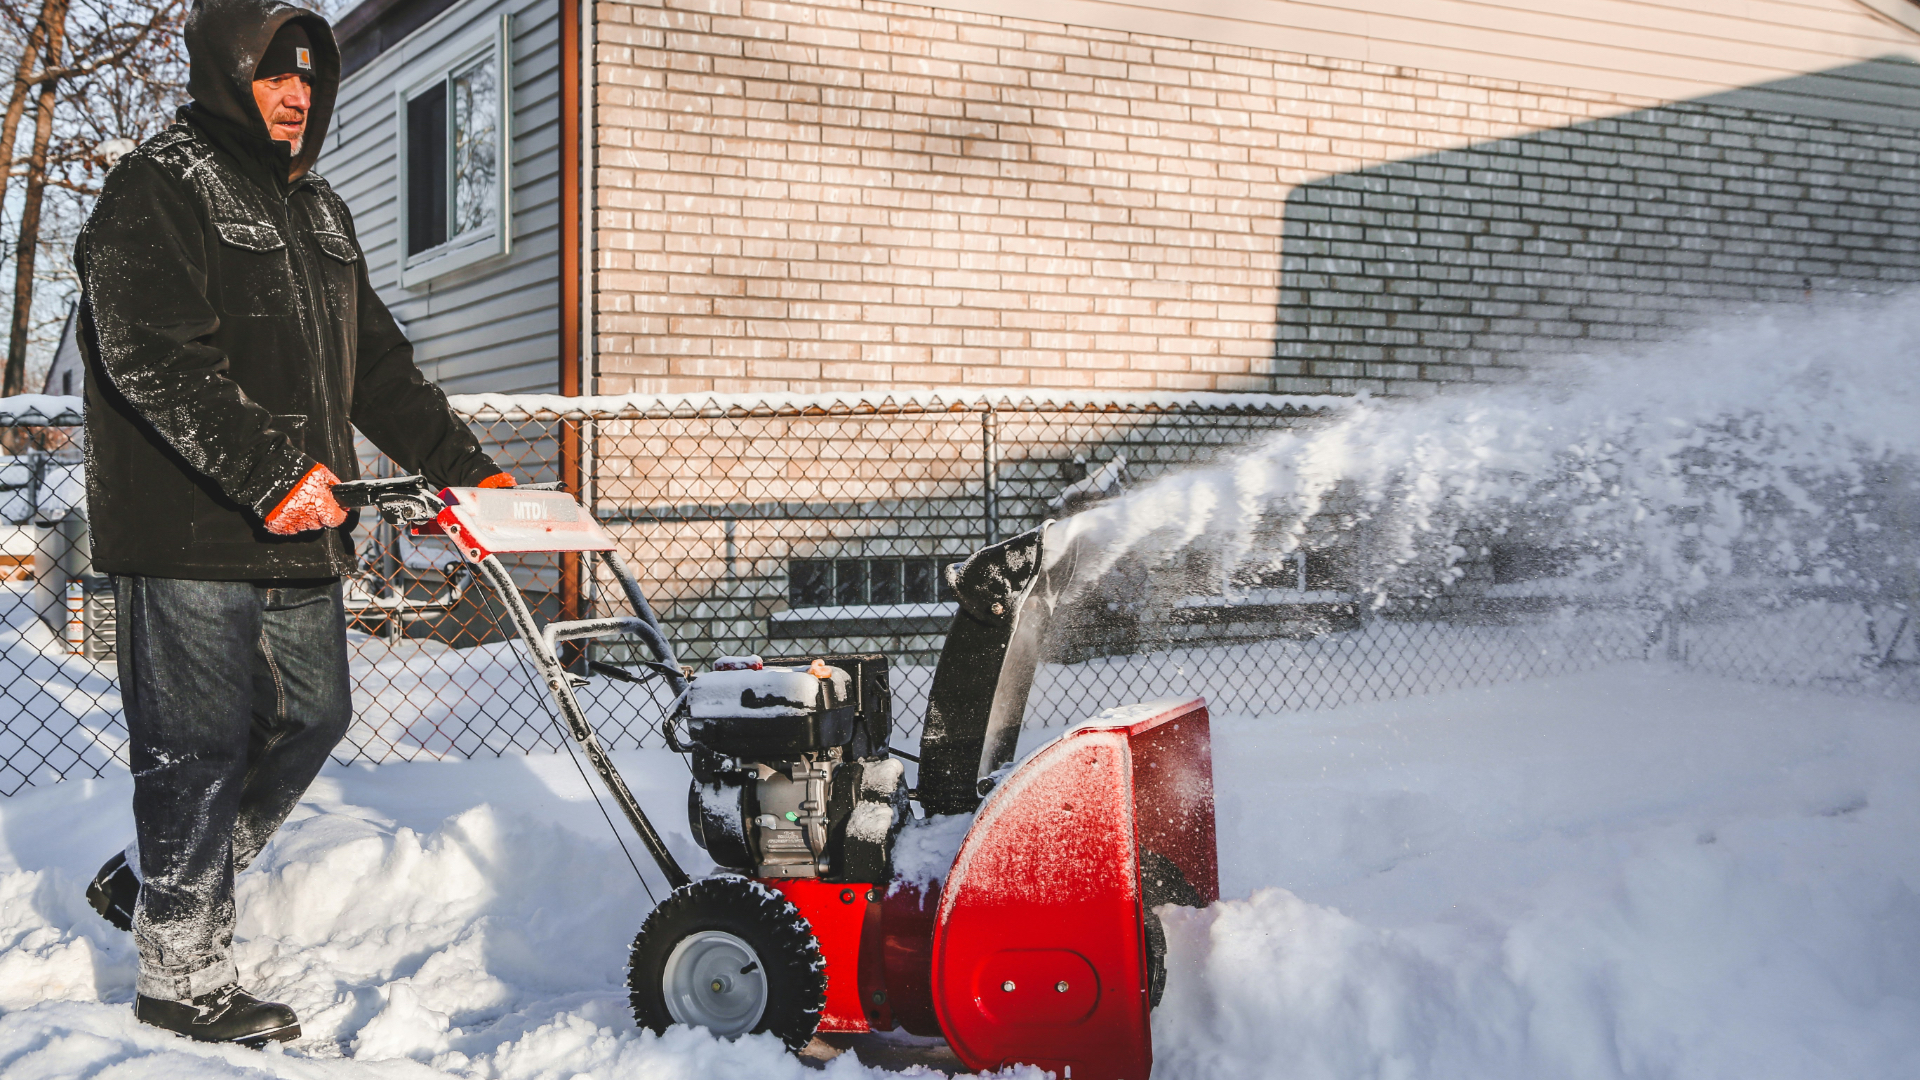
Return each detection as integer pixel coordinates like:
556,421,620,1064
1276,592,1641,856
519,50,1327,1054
0,394,83,426
0,391,1349,427
444,389,1352,422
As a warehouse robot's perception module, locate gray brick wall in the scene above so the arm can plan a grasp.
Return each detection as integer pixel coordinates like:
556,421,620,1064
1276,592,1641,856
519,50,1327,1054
1276,98,1920,394
595,0,1920,398
593,0,1662,397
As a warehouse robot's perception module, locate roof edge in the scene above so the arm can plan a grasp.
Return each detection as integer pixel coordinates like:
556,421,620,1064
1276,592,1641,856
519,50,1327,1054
1853,0,1920,41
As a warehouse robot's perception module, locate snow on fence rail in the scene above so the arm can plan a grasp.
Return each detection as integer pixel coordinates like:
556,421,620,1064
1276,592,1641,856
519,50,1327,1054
1,394,1913,796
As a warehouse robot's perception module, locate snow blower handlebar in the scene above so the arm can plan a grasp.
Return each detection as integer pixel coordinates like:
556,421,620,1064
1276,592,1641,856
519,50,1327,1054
333,476,570,522
334,475,693,890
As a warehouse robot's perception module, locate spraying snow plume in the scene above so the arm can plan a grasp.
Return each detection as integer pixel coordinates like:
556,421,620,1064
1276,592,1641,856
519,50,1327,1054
1049,293,1920,605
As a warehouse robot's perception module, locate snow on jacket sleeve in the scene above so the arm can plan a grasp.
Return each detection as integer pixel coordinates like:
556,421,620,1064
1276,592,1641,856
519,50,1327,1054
336,199,500,489
78,154,314,518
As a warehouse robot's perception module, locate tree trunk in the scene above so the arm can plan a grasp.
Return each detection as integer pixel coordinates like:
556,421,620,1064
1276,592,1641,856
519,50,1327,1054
4,0,70,399
0,0,56,242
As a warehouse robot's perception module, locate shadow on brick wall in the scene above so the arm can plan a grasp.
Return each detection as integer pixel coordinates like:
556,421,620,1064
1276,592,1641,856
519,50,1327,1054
1272,57,1920,394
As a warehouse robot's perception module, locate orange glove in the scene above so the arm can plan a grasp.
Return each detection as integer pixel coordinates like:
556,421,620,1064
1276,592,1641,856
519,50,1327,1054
264,464,348,536
478,473,515,489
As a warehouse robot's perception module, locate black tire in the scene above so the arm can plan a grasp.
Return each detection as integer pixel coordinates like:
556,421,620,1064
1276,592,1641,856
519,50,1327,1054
1144,907,1170,1010
628,876,826,1050
1140,849,1206,1009
1140,848,1208,910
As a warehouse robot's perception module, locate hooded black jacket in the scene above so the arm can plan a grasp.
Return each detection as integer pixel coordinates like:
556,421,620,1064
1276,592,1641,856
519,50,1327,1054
76,0,500,580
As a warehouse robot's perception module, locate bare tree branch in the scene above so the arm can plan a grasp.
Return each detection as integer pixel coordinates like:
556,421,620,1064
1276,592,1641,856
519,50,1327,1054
2,0,186,393
10,0,181,96
41,176,101,195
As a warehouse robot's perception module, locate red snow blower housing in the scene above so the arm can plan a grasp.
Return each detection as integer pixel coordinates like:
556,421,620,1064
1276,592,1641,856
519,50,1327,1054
334,478,1219,1080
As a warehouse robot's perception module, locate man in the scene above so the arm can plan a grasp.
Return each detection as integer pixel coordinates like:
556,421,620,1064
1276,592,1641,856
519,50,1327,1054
74,0,514,1047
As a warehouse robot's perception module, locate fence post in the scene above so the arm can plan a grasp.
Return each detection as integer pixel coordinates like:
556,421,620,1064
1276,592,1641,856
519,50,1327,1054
559,416,584,665
580,416,598,610
982,405,999,546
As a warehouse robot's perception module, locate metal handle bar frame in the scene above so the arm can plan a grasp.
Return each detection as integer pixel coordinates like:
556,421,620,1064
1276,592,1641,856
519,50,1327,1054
341,562,473,619
338,475,694,890
471,549,692,890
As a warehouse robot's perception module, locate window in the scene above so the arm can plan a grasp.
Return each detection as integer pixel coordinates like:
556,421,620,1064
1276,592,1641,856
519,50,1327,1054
397,15,509,286
788,558,954,610
1489,544,1574,585
1238,550,1347,593
405,85,446,254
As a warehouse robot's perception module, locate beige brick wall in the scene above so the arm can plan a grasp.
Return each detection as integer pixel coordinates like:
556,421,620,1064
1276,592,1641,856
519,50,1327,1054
590,0,1655,396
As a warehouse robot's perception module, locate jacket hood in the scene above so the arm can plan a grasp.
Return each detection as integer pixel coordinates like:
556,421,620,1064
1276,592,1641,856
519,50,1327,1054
185,0,338,179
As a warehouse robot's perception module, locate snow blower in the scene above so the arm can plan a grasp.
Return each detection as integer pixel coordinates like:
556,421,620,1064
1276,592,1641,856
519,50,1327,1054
335,477,1219,1080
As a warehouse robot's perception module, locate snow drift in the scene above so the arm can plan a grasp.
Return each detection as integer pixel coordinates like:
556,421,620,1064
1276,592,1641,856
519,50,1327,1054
3,666,1920,1078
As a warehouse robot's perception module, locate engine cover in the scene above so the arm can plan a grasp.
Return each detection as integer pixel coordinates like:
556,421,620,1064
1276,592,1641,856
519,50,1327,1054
685,664,858,756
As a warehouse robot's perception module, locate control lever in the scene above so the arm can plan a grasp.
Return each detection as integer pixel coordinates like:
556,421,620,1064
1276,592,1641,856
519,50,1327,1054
331,475,441,525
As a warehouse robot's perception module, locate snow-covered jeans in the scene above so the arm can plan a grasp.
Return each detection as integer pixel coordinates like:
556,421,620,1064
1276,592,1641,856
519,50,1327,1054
117,575,352,1002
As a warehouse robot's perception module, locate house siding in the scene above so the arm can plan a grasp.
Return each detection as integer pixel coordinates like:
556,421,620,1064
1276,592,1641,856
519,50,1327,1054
897,0,1920,112
589,0,1920,396
324,0,564,395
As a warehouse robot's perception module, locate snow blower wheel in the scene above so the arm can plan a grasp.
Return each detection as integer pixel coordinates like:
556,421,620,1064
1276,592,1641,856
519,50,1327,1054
1140,848,1207,1008
628,876,826,1049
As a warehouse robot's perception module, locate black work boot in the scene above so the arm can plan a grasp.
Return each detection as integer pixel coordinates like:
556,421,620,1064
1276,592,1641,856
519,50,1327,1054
85,851,138,932
135,985,301,1047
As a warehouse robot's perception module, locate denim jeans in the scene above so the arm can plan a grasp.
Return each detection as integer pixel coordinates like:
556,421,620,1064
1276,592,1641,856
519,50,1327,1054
116,575,351,1002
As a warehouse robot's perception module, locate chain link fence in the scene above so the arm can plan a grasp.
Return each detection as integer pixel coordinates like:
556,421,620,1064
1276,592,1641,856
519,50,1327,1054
2,392,1914,796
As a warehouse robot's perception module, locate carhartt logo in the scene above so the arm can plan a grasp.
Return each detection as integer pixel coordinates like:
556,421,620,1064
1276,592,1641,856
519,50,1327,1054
296,47,310,69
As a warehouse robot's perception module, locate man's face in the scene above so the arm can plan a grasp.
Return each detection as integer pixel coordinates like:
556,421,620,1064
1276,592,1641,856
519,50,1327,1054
252,73,312,153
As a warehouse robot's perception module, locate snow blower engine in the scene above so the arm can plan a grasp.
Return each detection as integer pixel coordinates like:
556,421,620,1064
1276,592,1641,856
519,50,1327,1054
335,476,1219,1080
677,653,907,883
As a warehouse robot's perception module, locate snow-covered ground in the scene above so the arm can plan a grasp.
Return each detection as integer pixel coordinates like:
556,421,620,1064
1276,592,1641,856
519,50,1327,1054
2,661,1917,1078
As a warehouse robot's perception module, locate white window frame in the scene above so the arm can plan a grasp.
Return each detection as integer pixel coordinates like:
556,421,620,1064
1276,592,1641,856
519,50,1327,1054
396,13,511,288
